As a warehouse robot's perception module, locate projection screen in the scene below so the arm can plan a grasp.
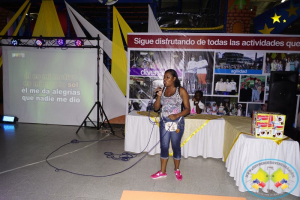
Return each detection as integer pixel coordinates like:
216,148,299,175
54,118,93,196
2,46,97,125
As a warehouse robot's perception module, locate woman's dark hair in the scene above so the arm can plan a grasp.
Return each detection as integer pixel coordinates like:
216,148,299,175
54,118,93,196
165,69,181,87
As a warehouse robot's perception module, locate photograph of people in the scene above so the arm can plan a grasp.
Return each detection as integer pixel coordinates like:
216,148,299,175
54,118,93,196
265,53,300,73
151,69,190,180
264,56,271,73
237,104,243,116
218,102,225,115
129,51,184,77
205,102,212,114
215,51,264,74
215,78,225,95
265,75,270,95
129,77,152,99
130,51,154,69
213,74,239,95
225,79,232,95
128,99,149,113
236,104,246,116
183,51,214,95
230,103,237,115
230,78,238,95
239,75,266,103
211,102,218,115
223,102,230,115
228,99,246,116
184,54,199,94
247,103,261,117
199,96,245,116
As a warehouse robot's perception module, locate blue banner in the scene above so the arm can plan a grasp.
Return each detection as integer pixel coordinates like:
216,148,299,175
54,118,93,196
215,69,262,75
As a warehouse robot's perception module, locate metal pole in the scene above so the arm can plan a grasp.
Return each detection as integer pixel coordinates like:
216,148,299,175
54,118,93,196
223,0,228,33
158,0,161,13
107,5,111,72
97,34,100,129
152,0,157,18
178,0,182,13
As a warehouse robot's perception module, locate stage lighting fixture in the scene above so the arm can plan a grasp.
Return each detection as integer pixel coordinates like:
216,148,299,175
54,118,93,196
35,38,44,47
1,115,18,123
11,38,20,46
57,38,65,46
75,39,83,47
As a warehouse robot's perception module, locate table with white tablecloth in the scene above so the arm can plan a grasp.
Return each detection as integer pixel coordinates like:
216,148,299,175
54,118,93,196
124,112,300,197
226,134,300,197
125,111,225,159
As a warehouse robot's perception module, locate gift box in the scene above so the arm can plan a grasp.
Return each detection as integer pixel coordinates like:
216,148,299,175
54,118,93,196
251,111,285,139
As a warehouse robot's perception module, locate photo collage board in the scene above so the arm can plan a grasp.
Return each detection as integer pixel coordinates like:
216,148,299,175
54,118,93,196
126,34,300,126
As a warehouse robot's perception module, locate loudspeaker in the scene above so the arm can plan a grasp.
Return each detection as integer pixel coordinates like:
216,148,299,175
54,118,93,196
268,71,298,131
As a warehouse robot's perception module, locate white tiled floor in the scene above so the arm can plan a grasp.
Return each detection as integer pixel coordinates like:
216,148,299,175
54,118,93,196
0,123,299,200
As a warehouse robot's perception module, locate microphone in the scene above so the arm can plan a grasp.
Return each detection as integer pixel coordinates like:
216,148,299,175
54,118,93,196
153,87,163,98
153,90,159,98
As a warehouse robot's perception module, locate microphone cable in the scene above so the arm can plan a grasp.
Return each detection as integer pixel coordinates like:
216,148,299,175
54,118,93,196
45,95,175,177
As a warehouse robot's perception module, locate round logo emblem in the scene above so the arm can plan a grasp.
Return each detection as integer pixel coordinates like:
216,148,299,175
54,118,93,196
242,159,299,199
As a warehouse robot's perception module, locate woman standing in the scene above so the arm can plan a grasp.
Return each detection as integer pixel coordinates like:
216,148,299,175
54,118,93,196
290,58,295,71
271,59,277,71
285,58,290,71
265,57,271,73
151,69,190,180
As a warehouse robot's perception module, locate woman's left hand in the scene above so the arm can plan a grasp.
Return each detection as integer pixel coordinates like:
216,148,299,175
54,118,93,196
168,114,178,120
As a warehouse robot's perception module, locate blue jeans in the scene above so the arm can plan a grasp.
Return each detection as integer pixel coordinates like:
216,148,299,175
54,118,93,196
252,89,259,101
159,117,184,160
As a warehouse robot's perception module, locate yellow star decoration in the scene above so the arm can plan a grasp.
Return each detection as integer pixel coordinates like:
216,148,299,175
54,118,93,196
271,13,281,23
283,19,287,23
285,4,299,17
259,24,275,34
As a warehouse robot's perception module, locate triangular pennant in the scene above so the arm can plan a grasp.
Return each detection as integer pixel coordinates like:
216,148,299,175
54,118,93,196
64,1,126,118
65,1,86,37
112,7,128,95
103,65,126,119
65,1,113,58
113,6,133,44
148,5,162,33
32,0,64,37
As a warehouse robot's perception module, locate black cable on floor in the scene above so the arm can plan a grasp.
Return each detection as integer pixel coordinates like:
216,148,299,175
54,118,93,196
45,98,172,177
45,125,160,177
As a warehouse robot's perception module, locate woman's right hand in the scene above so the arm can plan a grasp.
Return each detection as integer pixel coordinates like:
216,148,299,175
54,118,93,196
155,87,163,97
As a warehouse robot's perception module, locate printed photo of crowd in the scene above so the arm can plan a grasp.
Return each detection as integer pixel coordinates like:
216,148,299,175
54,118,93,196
199,96,246,116
129,76,153,99
128,99,153,113
127,50,271,117
264,53,300,73
129,50,185,71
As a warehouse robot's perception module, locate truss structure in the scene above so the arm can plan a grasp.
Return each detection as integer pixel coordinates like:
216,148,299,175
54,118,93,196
0,36,99,49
